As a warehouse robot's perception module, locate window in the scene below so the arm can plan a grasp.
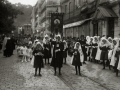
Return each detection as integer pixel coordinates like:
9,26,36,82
69,2,71,18
65,5,67,13
74,0,76,10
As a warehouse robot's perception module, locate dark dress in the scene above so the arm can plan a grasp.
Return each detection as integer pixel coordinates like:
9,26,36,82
63,48,68,58
33,50,44,68
100,46,109,60
5,39,12,56
51,41,64,68
79,40,87,61
43,42,51,58
72,49,82,66
115,50,120,68
91,43,98,59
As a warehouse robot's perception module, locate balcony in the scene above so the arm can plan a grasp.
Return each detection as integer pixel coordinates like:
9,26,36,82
98,0,118,5
61,0,69,4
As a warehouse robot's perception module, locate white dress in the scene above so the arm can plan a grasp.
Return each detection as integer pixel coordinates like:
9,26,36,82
27,48,33,58
117,56,120,70
110,47,117,66
95,44,101,61
22,47,27,56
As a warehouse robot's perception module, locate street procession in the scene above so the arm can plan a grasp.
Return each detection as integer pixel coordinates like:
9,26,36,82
1,0,120,90
2,33,120,77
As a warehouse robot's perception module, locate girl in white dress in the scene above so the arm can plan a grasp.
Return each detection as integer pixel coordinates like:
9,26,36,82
21,45,27,62
110,38,119,69
26,46,33,62
95,36,102,62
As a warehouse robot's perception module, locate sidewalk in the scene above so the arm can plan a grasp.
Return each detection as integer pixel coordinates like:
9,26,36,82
66,55,120,90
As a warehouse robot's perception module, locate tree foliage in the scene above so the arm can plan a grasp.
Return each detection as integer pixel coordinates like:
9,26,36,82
0,0,23,34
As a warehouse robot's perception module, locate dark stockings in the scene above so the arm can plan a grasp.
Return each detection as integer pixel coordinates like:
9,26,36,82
45,58,50,64
35,67,41,76
75,66,81,75
64,58,66,64
103,60,105,69
54,67,61,75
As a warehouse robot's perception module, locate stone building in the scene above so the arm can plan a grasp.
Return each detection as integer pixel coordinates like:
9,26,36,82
62,0,120,38
31,0,61,37
23,24,32,35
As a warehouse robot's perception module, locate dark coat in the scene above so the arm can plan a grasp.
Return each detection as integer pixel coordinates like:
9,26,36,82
72,49,82,66
5,39,12,56
100,46,109,60
115,50,120,68
91,43,98,58
63,48,68,58
11,38,15,50
33,50,44,68
43,43,51,58
51,41,64,68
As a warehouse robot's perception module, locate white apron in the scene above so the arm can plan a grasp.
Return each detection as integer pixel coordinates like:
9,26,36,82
117,55,120,70
110,49,117,66
95,46,101,61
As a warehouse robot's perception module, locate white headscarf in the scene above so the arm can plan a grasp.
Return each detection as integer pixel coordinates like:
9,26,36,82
36,42,43,49
43,34,49,44
86,36,91,45
100,37,110,47
73,42,84,62
93,36,98,44
63,40,68,49
108,37,113,49
74,42,82,54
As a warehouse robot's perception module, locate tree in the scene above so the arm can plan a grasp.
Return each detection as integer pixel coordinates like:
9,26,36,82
0,0,23,34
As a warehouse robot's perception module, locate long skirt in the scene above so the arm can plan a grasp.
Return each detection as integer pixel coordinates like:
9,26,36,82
117,56,120,70
110,52,117,66
95,48,101,61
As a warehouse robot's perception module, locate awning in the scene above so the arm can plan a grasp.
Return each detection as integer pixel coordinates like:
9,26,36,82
93,6,118,19
63,18,92,29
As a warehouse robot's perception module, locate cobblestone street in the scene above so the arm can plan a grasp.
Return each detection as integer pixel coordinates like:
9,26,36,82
0,51,120,90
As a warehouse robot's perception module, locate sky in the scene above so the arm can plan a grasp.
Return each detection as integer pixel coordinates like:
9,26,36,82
8,0,38,6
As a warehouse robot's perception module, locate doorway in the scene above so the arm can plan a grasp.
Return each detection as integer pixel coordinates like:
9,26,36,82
108,18,114,38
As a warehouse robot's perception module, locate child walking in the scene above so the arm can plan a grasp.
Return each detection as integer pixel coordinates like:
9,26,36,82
21,44,27,62
33,42,44,76
72,42,83,76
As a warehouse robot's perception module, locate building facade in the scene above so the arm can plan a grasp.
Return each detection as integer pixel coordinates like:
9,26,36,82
32,0,61,37
31,6,35,35
62,0,120,38
23,24,32,35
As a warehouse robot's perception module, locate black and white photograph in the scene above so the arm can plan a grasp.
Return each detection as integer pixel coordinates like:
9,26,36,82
0,0,120,90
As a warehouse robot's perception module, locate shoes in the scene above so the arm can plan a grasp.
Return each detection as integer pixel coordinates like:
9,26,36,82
34,74,37,77
39,74,42,76
59,73,62,75
54,73,56,76
83,62,86,64
79,73,82,76
103,68,105,70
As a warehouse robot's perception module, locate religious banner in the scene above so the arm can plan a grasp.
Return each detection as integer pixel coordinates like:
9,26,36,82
51,13,64,36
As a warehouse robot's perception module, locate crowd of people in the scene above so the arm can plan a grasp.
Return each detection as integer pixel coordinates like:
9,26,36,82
1,34,120,77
